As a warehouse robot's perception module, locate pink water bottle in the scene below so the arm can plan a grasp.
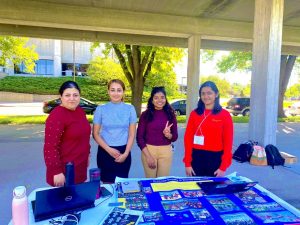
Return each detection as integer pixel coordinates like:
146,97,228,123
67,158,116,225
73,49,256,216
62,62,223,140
12,186,29,225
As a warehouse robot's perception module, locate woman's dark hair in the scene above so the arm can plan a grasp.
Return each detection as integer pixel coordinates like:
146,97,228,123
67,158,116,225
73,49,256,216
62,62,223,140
145,86,175,122
59,81,81,96
195,81,222,115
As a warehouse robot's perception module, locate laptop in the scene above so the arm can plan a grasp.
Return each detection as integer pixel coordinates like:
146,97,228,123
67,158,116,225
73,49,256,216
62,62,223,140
197,180,258,195
32,181,99,222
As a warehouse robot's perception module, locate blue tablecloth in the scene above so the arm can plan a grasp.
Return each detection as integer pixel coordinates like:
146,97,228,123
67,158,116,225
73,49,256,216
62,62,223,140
115,174,300,225
8,174,300,225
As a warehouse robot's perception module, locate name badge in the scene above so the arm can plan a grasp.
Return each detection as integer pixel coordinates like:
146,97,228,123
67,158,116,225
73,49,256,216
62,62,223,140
194,135,204,145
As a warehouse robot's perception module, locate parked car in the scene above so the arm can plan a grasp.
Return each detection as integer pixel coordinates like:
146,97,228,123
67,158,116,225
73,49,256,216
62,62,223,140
170,99,186,116
226,97,250,116
287,101,300,116
43,97,98,115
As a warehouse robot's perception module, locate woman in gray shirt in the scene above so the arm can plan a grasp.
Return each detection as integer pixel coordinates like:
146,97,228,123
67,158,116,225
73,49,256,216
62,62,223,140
93,79,137,183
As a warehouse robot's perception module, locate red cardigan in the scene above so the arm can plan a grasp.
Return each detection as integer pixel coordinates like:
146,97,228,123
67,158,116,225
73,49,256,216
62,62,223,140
44,106,91,186
183,109,233,171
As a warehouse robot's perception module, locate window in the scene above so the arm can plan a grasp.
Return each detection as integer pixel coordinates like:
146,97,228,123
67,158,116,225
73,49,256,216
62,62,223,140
14,63,28,74
35,60,54,75
62,63,88,76
14,59,54,75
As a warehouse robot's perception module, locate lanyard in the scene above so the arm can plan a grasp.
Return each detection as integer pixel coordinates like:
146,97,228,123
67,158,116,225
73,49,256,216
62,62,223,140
195,111,211,136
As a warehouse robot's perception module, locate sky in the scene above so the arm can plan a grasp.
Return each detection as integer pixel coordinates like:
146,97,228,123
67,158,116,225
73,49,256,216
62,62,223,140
174,51,299,87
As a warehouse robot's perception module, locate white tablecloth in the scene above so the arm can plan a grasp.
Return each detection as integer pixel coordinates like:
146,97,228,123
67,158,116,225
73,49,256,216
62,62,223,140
9,184,116,225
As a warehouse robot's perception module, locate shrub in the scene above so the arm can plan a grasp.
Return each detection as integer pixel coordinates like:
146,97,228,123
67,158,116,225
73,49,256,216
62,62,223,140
0,76,183,103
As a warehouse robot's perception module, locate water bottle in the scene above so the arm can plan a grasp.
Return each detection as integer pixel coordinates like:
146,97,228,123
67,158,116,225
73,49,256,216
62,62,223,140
89,168,101,182
65,162,74,186
12,186,29,225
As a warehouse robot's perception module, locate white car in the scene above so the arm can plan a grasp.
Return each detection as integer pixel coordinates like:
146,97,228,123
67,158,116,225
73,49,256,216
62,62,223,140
287,102,300,116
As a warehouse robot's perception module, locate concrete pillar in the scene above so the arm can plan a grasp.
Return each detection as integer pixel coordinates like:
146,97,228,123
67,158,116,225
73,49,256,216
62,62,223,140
249,0,284,145
53,40,62,76
186,35,201,118
6,61,14,75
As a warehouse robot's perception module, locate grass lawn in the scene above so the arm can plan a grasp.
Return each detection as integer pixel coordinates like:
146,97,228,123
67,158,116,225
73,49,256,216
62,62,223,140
1,115,300,125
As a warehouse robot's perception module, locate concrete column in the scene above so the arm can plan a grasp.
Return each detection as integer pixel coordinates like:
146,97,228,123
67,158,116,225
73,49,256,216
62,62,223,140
249,0,284,145
6,61,14,75
53,40,62,76
186,35,201,118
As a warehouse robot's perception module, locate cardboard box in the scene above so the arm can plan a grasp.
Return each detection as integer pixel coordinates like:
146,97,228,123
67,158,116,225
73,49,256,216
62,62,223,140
280,151,297,164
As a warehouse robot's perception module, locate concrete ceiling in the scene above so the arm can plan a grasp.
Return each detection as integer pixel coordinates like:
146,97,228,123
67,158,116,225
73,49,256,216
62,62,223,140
1,0,300,54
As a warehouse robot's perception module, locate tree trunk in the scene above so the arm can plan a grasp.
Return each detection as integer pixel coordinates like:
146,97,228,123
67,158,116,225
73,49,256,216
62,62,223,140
131,72,144,117
278,55,296,117
112,44,156,117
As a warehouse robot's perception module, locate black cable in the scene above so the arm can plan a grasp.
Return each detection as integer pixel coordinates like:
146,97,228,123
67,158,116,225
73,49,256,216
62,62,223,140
47,185,115,225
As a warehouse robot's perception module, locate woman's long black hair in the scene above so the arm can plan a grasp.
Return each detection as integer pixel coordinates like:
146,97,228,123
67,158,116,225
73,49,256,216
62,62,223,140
195,81,222,115
145,86,175,122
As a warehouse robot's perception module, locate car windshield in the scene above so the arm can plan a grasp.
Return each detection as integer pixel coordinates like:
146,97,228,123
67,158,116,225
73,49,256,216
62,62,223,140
170,99,185,104
228,98,238,104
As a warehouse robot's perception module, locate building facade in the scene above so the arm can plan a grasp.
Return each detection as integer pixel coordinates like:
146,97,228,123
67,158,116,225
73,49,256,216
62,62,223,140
7,38,101,76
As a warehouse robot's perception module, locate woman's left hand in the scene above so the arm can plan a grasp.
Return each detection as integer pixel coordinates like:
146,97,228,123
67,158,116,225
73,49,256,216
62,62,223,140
115,152,128,163
214,168,225,177
163,121,173,139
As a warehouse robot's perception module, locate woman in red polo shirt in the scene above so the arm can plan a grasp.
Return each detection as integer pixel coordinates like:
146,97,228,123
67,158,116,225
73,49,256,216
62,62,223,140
183,81,233,177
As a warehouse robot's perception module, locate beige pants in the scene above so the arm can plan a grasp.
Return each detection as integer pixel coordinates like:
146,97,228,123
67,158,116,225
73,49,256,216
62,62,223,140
141,144,173,178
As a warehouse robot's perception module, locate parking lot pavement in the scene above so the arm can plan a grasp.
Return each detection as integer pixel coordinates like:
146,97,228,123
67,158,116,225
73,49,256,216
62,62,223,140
1,123,300,224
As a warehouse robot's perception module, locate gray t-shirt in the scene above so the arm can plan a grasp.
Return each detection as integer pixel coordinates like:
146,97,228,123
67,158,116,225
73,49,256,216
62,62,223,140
93,102,137,146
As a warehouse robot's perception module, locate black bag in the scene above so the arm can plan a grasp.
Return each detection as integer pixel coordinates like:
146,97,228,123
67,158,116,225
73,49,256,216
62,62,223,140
265,144,285,169
233,143,253,163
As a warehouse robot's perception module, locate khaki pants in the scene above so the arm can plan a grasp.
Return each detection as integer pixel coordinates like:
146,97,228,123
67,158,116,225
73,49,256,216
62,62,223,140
141,144,173,178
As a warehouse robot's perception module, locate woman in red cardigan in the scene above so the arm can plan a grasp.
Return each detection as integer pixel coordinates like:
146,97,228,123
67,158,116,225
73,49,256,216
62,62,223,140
43,81,91,187
183,81,233,177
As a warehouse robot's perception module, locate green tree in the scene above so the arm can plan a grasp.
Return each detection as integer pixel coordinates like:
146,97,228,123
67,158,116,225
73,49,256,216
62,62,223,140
285,83,300,99
91,43,184,115
0,36,38,73
200,75,231,98
217,51,252,73
208,50,297,117
230,83,250,97
87,56,128,85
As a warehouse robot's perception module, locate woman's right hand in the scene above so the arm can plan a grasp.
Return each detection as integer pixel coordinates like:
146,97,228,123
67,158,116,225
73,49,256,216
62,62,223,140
185,167,195,176
107,147,121,159
53,173,65,187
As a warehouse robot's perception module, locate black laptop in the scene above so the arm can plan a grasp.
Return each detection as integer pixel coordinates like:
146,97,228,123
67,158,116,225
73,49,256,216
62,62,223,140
32,181,99,222
197,180,258,195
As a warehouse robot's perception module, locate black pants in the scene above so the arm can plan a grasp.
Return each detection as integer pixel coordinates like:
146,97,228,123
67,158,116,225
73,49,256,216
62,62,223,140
191,149,223,177
97,145,131,183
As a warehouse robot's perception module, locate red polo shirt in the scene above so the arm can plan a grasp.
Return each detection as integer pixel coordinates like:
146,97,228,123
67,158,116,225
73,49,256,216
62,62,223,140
183,109,233,171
